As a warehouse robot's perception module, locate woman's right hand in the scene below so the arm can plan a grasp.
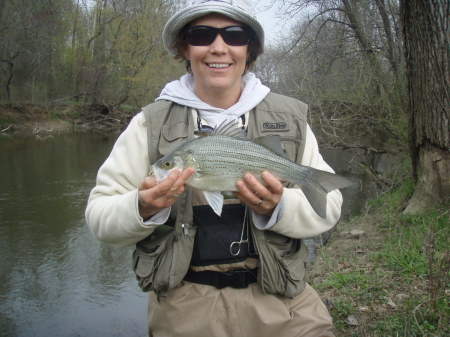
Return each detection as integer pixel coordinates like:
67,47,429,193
138,168,195,220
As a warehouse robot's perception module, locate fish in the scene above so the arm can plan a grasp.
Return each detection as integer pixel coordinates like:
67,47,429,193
151,123,351,218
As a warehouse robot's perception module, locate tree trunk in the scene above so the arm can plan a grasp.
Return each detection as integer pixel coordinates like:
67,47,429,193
375,0,399,75
401,0,449,213
1,50,19,103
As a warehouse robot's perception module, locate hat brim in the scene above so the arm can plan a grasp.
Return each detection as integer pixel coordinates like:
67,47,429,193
163,3,264,55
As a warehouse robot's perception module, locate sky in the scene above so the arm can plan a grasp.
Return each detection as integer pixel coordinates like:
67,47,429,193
253,0,298,45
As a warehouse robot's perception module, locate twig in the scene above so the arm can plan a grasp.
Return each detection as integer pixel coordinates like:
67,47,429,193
33,124,53,134
1,124,13,132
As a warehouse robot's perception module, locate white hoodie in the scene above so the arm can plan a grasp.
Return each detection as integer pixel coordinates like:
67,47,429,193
157,72,270,127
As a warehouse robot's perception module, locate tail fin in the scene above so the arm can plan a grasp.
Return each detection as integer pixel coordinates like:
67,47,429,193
300,168,352,218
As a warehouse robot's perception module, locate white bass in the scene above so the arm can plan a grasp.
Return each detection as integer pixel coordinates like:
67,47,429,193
151,130,351,218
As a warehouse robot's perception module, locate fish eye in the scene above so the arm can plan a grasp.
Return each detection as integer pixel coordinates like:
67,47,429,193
163,161,173,168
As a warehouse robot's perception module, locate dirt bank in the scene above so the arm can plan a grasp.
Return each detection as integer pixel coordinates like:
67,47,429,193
0,103,135,134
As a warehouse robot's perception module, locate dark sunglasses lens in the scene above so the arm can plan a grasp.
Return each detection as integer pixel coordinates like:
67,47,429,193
222,27,250,46
186,26,216,45
186,26,250,46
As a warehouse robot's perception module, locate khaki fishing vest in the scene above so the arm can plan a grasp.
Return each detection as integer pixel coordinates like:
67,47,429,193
133,92,310,298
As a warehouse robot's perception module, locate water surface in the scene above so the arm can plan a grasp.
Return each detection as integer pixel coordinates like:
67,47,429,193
0,132,148,337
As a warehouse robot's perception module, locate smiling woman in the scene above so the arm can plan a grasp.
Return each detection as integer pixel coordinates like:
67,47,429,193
85,1,345,336
181,14,250,108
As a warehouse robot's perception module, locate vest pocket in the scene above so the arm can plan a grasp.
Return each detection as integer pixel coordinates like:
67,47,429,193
158,122,189,156
279,242,306,281
132,223,197,293
252,229,307,298
134,252,159,279
132,227,174,288
133,227,170,279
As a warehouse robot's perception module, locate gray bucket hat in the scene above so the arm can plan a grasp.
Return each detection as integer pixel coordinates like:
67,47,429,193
163,0,264,55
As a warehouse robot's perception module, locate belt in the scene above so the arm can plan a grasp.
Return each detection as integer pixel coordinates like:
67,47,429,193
184,268,258,289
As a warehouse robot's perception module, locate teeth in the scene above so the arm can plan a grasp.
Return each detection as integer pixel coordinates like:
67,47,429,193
208,63,230,68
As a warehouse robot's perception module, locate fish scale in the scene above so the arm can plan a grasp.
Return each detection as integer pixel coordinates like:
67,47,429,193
172,136,305,191
152,134,351,218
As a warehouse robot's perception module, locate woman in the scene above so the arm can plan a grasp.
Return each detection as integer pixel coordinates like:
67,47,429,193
86,1,343,336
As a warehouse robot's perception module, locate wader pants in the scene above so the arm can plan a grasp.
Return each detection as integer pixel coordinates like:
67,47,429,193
148,282,335,337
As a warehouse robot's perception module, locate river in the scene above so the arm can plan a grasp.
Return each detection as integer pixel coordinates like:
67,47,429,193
0,131,367,337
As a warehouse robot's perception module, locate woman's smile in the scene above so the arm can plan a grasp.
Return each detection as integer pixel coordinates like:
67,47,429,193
206,63,232,69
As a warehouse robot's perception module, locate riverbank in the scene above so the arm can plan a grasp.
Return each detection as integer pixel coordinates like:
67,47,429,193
309,179,448,336
0,102,136,134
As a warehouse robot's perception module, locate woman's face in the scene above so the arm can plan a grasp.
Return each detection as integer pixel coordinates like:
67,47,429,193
184,14,248,104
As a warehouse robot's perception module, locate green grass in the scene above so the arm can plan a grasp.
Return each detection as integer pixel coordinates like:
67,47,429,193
310,178,449,336
377,208,449,336
377,211,448,279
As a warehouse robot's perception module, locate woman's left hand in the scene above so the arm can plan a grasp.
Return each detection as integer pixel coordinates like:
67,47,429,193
234,171,284,216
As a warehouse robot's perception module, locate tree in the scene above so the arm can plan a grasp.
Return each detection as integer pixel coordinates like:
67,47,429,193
0,0,76,102
267,0,406,163
401,0,449,212
0,0,181,106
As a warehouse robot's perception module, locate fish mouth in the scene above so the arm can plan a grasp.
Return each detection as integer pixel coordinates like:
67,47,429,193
150,165,170,183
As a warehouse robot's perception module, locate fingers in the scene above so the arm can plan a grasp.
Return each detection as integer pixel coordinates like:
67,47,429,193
170,167,195,196
138,175,158,190
234,171,284,216
138,168,195,219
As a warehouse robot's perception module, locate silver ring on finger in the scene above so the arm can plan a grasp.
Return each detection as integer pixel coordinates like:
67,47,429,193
254,199,263,206
173,193,180,198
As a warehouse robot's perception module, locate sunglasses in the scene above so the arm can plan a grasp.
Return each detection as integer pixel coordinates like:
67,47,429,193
185,25,251,46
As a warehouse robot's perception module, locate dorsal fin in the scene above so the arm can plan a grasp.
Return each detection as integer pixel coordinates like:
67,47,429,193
252,135,288,159
214,119,247,138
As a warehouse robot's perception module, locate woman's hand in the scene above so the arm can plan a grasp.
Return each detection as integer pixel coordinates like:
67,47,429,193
234,171,284,216
138,168,195,220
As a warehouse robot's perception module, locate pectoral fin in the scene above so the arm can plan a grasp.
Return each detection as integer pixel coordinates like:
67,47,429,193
203,191,224,216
